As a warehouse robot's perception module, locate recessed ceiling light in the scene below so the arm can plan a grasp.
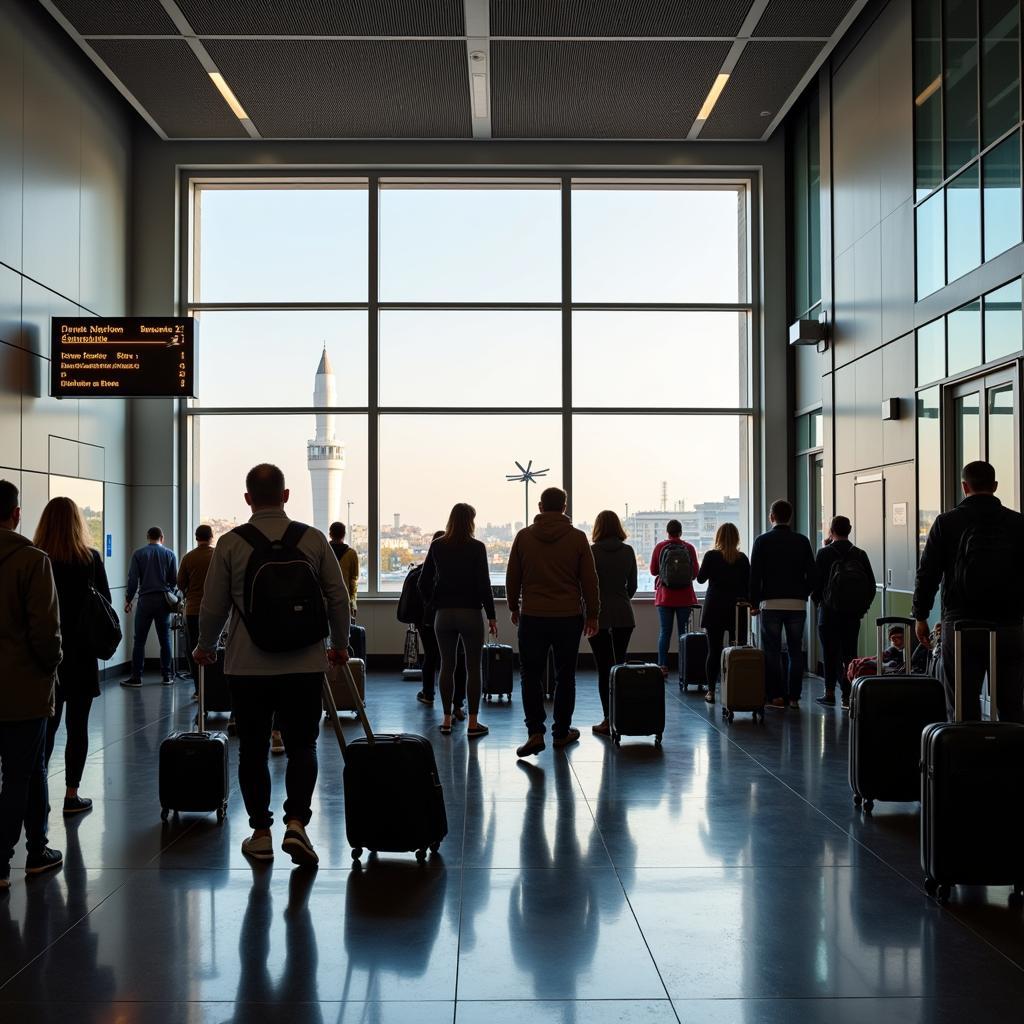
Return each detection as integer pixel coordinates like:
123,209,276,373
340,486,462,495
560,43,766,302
760,110,772,117
695,73,730,122
470,50,488,119
209,72,248,120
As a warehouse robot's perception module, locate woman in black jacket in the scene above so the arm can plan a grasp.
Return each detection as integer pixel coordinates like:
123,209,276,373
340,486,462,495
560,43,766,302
33,496,111,814
697,522,750,705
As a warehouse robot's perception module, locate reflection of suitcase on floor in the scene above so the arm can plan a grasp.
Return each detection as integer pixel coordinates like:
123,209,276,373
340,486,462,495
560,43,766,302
482,642,514,702
348,623,367,663
609,661,665,746
324,657,366,717
679,631,708,691
720,604,765,723
159,665,228,822
323,663,448,861
849,617,946,812
921,621,1024,904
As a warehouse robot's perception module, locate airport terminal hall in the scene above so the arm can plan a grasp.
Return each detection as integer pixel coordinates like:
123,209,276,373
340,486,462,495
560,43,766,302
7,0,1024,1020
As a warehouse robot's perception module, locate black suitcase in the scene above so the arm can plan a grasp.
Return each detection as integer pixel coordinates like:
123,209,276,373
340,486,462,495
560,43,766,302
921,621,1024,903
348,623,367,663
323,662,447,862
482,641,514,702
849,617,947,812
159,665,228,822
679,631,708,691
609,660,665,746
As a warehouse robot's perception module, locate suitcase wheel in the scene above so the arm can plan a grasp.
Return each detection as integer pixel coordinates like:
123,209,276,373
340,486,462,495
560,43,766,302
862,799,874,814
1011,883,1024,903
216,804,226,823
415,848,427,863
853,793,862,808
654,734,662,747
351,847,363,861
936,884,951,904
723,709,735,723
612,731,621,746
430,843,440,854
160,807,169,822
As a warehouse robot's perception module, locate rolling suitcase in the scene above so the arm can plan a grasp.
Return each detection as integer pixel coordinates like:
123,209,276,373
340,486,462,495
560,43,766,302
679,630,708,691
348,623,367,663
720,603,765,723
159,664,228,822
921,622,1024,904
482,640,514,702
324,657,366,718
849,617,946,812
324,661,447,862
609,660,665,746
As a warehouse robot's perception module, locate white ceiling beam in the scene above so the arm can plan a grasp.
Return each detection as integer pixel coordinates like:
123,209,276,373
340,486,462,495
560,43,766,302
464,0,491,139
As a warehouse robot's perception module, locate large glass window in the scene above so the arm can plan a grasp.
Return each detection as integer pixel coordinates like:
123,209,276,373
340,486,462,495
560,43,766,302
983,132,1022,261
917,317,946,385
946,163,981,282
981,0,1021,147
944,0,979,174
917,386,941,555
789,88,821,319
984,279,1023,360
917,191,946,298
947,300,982,375
915,0,944,200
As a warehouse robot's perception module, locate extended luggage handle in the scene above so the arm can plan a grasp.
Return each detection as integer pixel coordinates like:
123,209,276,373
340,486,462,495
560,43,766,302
952,621,998,723
875,616,914,674
197,664,207,735
322,657,375,749
734,602,754,647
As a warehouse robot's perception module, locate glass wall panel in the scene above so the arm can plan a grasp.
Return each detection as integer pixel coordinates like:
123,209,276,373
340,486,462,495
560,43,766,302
987,384,1016,508
917,386,941,554
984,279,1023,361
947,300,982,375
808,92,821,308
954,391,981,469
917,190,946,297
795,413,810,452
915,0,944,200
943,0,979,174
793,110,810,317
981,0,1021,147
917,317,946,384
946,163,981,282
983,131,1022,261
812,409,824,448
48,476,103,552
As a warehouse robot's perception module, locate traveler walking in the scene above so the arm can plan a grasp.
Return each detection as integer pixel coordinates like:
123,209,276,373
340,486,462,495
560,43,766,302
328,522,359,618
649,520,699,678
696,522,750,705
811,516,876,710
506,487,600,757
122,526,178,687
418,504,496,738
749,499,816,710
193,463,351,866
34,496,113,815
177,524,215,694
0,480,63,887
587,511,637,736
912,460,1024,723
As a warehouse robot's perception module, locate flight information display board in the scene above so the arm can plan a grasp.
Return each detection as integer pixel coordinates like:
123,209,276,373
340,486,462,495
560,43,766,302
51,317,195,398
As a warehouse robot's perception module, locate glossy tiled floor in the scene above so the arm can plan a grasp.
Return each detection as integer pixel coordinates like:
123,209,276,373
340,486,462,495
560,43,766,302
2,670,1023,1022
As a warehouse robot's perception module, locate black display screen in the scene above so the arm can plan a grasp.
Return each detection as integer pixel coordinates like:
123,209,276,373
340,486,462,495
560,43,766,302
50,317,195,398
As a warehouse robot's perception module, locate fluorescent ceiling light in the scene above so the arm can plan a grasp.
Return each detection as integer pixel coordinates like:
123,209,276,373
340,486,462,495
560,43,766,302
470,50,488,119
915,74,941,107
696,73,730,122
209,72,248,120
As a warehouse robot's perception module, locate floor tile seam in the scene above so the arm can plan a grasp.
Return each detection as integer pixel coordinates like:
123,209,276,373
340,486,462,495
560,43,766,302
452,754,471,1014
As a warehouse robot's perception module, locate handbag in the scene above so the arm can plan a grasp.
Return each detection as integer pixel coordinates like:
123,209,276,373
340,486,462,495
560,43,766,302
77,555,122,661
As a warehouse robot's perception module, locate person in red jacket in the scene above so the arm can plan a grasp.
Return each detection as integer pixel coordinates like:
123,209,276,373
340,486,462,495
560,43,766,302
649,519,699,678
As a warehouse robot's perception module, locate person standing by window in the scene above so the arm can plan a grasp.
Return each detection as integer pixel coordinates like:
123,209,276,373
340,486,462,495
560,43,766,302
122,526,177,687
697,523,750,705
328,522,359,619
649,520,699,678
177,524,215,697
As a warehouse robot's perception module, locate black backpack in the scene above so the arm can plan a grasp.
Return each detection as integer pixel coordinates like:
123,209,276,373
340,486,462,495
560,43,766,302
658,542,694,590
232,522,329,653
953,517,1016,607
78,555,122,661
822,546,875,616
397,564,425,624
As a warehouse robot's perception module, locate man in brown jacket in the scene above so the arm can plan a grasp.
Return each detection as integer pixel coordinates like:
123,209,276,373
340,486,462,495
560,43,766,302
177,523,215,694
0,480,64,888
506,486,599,756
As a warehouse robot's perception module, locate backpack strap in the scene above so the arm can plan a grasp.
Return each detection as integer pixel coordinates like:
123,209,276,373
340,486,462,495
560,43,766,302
232,523,272,552
282,521,309,549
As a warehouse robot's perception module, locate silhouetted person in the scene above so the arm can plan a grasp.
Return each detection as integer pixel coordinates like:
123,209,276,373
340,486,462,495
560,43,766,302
122,525,177,687
649,519,699,678
328,521,359,619
177,523,215,694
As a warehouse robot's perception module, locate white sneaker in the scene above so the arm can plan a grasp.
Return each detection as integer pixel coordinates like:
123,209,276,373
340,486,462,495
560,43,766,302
241,833,274,861
270,730,285,755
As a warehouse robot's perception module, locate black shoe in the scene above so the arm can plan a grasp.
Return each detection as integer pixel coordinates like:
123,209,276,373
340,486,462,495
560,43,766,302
25,848,63,876
121,678,142,689
552,727,581,749
63,796,92,815
516,733,546,758
815,694,836,707
841,696,851,711
162,674,173,685
416,692,434,705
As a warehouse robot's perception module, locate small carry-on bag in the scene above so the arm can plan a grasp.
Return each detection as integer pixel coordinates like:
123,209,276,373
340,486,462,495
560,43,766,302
348,623,367,663
482,641,514,702
324,661,448,862
920,622,1024,904
159,664,228,822
679,630,709,691
849,617,946,812
324,657,366,717
720,603,765,723
402,625,422,681
609,660,665,746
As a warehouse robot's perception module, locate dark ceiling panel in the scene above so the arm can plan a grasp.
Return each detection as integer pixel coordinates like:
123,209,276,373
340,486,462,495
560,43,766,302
203,40,471,138
175,0,465,36
491,0,752,37
753,0,856,37
87,39,249,137
492,40,731,138
49,0,178,36
700,40,825,138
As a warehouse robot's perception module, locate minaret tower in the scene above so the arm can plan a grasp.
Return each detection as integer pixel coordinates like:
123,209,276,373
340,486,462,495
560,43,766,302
307,347,345,534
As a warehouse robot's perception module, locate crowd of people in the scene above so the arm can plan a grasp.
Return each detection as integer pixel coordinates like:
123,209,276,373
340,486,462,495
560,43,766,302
2,456,1022,879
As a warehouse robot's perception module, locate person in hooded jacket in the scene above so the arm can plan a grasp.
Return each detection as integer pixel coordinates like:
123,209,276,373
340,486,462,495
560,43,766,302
587,511,638,736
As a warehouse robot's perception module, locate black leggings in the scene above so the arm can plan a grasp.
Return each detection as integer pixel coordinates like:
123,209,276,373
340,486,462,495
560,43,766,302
45,690,94,789
705,613,750,694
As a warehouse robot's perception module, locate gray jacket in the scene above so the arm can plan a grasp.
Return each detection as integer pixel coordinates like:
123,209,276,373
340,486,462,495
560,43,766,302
198,509,350,676
591,539,638,629
0,529,61,720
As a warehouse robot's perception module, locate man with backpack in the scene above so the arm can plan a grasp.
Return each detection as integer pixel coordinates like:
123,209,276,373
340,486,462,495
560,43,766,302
649,520,699,678
912,460,1024,723
194,464,350,866
811,516,876,710
328,521,359,618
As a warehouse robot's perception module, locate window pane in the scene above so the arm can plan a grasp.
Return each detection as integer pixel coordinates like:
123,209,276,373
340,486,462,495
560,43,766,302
915,0,944,199
954,391,981,470
917,317,946,385
946,163,981,282
984,279,1023,361
48,476,103,552
944,0,979,174
572,187,744,303
792,110,810,317
811,409,824,448
981,0,1020,147
572,414,749,592
917,386,941,555
795,413,810,452
987,384,1016,510
572,311,747,408
379,186,561,301
916,190,945,297
194,311,367,408
983,131,1022,261
195,187,368,302
808,91,822,309
379,311,560,407
378,414,562,591
947,300,982,375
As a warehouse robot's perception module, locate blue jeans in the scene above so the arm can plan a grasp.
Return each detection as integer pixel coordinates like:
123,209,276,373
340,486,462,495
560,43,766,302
0,717,50,872
760,609,806,702
657,606,693,668
132,593,172,680
518,614,583,738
